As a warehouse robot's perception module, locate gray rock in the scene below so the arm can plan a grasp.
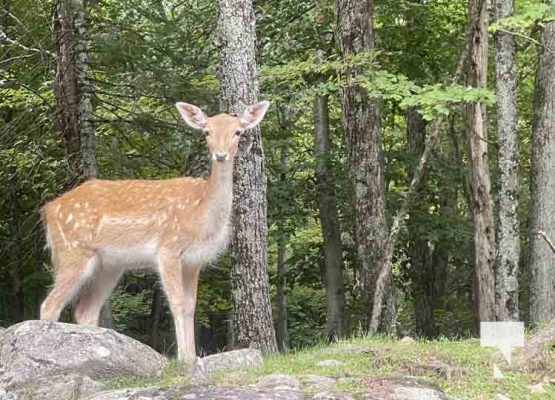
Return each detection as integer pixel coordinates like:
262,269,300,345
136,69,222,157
200,349,263,373
361,377,445,400
87,385,304,400
0,320,166,393
7,373,105,400
302,375,336,391
188,357,213,386
316,359,344,368
258,374,301,390
313,390,355,400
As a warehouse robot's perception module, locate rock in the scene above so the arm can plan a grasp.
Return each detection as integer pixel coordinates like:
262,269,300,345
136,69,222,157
359,377,445,400
201,349,263,374
87,385,304,400
495,394,511,400
7,373,105,400
527,383,546,394
302,375,337,391
188,357,213,386
399,336,415,345
317,359,345,368
0,320,166,396
313,390,355,400
407,356,462,382
258,374,301,390
512,320,555,371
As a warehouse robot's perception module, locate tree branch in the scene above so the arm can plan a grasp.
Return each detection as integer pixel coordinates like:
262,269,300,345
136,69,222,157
532,231,555,254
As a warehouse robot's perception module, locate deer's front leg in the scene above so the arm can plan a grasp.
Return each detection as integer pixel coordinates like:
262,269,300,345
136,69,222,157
158,250,200,361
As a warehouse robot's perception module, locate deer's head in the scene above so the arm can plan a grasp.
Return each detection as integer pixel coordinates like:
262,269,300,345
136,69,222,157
176,101,270,162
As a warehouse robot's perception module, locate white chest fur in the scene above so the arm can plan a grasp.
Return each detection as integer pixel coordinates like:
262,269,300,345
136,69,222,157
180,223,230,266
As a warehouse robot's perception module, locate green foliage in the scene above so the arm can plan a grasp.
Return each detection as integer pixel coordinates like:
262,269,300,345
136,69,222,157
111,289,152,333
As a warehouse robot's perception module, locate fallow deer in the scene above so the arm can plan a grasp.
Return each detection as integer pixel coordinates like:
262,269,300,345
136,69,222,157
39,100,271,360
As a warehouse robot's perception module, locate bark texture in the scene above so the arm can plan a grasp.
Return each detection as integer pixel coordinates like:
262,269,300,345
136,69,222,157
466,0,496,327
528,20,555,327
314,76,346,340
336,0,393,332
54,0,98,185
494,0,520,321
406,108,436,338
216,0,277,353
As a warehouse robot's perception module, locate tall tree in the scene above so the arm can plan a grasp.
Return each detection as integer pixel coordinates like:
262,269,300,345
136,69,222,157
466,0,496,327
336,0,393,333
54,0,97,185
216,0,278,353
406,107,436,338
528,19,555,327
494,0,519,321
314,50,346,340
54,0,112,328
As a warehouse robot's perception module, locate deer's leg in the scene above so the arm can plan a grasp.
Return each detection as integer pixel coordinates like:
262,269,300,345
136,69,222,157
74,263,123,326
158,251,200,361
41,251,97,322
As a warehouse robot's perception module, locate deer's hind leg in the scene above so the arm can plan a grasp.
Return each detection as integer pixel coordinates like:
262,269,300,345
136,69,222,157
40,250,98,322
74,261,124,326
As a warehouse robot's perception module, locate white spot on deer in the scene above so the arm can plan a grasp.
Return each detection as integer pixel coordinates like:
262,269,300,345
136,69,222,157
75,203,81,209
66,214,73,224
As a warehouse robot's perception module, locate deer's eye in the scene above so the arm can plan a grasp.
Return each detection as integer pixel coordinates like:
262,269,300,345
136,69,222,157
235,130,243,136
203,130,210,137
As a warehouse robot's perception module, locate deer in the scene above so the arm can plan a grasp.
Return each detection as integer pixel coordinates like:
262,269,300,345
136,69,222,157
39,100,271,361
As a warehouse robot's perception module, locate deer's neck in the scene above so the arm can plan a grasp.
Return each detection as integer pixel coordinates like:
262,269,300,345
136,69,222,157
202,160,234,235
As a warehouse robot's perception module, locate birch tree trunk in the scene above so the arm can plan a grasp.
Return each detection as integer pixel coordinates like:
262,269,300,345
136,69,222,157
314,64,346,340
336,0,393,333
216,0,277,353
466,0,496,327
528,20,555,327
494,0,520,321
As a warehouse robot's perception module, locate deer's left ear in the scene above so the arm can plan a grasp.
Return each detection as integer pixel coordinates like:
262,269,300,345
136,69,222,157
239,101,270,130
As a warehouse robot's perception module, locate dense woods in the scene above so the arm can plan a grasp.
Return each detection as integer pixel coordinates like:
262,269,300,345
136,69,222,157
1,0,554,356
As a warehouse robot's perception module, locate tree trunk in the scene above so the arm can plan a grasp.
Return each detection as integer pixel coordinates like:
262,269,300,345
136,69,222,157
494,0,520,322
148,284,164,352
276,133,289,351
276,200,288,351
406,107,436,338
216,0,277,353
8,167,25,322
314,62,346,340
528,20,555,327
54,0,98,186
336,0,393,333
55,0,113,328
466,0,496,328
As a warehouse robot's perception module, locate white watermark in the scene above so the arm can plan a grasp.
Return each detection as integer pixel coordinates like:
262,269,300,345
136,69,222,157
480,321,524,378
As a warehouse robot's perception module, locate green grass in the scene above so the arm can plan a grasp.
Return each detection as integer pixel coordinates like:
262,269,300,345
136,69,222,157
107,336,555,399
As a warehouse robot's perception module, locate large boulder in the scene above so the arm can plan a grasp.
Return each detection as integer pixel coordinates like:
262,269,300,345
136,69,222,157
87,385,304,400
200,348,263,373
0,320,167,398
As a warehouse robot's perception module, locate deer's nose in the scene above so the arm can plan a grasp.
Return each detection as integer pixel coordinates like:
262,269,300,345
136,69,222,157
213,151,229,162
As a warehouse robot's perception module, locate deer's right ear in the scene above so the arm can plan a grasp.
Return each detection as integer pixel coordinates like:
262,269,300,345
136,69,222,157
176,102,208,130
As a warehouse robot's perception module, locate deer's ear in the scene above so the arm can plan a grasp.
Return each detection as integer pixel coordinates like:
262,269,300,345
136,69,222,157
240,101,270,130
175,102,208,130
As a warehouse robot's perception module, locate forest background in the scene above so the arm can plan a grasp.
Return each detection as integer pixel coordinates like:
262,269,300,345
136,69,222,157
0,0,554,357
